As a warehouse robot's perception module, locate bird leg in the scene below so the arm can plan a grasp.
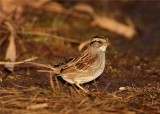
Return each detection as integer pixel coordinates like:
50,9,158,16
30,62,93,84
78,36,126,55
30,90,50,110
75,83,89,94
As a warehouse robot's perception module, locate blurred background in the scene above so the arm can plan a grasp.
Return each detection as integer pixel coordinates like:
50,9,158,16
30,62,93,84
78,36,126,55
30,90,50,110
0,0,160,113
0,0,159,59
0,0,160,89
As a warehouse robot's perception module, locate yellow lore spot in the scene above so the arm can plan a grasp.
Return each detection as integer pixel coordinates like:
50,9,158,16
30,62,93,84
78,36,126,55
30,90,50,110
92,38,107,43
100,38,107,43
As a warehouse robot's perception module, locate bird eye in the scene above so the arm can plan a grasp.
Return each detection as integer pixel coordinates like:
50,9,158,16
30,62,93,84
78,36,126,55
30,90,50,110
98,41,102,43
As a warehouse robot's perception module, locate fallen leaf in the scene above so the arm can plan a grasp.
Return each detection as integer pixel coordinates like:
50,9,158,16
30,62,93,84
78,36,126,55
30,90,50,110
26,103,48,110
78,40,90,52
93,15,137,39
73,3,95,15
5,33,16,71
4,22,16,71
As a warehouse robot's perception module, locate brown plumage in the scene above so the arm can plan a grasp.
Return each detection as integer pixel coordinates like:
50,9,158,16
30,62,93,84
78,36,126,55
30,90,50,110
28,35,110,94
52,35,110,93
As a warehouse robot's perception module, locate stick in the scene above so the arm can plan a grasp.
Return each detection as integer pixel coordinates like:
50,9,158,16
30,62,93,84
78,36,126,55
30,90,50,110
27,62,56,71
0,57,37,65
49,72,55,92
37,70,56,73
18,31,81,44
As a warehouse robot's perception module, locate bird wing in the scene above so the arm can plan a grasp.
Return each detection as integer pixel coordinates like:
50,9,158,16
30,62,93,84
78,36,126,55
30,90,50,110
74,51,98,71
60,50,98,74
53,57,74,68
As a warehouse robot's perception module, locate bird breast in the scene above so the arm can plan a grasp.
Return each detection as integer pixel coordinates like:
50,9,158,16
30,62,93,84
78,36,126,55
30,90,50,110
75,52,105,84
61,51,106,84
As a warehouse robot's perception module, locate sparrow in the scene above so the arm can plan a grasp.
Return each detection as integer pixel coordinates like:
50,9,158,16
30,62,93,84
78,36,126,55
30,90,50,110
28,35,110,93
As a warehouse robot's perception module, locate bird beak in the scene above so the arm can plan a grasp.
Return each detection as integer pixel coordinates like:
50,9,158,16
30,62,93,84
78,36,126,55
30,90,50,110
104,41,111,46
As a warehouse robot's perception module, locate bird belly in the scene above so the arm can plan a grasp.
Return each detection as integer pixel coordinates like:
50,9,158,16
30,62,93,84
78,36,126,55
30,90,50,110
61,59,105,84
76,63,105,84
61,76,75,84
61,52,106,84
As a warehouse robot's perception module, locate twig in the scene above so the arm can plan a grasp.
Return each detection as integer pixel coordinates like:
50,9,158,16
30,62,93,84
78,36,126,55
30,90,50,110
27,62,57,71
26,103,48,110
10,82,30,89
49,72,55,92
17,31,81,44
4,21,15,35
0,57,37,65
55,76,60,92
78,40,90,51
37,70,56,73
0,30,81,43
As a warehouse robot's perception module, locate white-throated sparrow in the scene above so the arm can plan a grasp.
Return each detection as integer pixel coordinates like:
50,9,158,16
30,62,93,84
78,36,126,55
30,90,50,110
29,35,110,93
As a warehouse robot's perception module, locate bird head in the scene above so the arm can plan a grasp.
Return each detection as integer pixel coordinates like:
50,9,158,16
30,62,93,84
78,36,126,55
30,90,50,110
90,35,111,51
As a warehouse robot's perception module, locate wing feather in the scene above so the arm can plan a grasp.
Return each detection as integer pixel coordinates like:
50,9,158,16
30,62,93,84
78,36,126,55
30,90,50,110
60,49,98,74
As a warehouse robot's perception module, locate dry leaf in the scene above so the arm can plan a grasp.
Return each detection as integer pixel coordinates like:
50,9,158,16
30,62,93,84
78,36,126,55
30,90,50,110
72,3,137,39
78,40,90,52
5,33,16,71
0,0,18,14
0,0,66,20
0,0,24,21
27,103,48,110
26,0,66,13
41,1,66,13
73,3,95,15
26,0,50,8
93,15,137,39
4,22,16,71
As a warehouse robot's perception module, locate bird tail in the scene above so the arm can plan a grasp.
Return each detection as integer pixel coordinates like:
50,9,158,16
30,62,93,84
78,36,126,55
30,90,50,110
26,62,59,74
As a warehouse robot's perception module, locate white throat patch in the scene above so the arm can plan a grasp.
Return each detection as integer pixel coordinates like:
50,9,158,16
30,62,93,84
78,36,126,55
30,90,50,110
99,45,107,51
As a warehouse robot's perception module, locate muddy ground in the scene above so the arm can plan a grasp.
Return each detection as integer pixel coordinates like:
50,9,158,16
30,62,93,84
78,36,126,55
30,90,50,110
0,1,160,114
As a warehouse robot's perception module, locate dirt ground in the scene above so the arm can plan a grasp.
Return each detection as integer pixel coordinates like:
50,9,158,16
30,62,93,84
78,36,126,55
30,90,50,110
0,1,160,114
